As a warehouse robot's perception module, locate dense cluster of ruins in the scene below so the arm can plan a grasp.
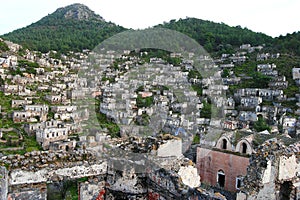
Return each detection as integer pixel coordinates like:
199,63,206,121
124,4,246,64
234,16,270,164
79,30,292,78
0,36,300,200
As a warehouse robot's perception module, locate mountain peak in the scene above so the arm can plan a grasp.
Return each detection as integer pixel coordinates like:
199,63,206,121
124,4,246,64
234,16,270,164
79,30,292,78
55,3,104,21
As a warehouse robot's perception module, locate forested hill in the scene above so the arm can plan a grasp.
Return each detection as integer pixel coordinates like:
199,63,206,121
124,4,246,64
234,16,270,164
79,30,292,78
156,18,274,53
1,4,126,53
273,31,300,56
2,4,300,56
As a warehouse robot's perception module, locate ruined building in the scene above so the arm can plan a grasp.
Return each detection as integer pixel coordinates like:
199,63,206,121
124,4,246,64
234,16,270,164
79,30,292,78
237,139,300,200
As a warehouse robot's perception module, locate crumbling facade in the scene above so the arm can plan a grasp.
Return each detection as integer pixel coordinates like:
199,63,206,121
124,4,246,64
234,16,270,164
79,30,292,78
237,140,300,200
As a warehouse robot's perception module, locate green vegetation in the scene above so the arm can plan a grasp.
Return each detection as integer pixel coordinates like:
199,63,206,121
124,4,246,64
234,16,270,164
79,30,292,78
1,4,126,53
135,113,150,126
232,54,300,97
24,135,42,152
9,60,40,76
200,101,211,118
18,60,40,68
231,60,272,91
0,40,9,52
191,84,203,96
253,115,271,132
47,111,55,120
135,85,145,93
0,92,12,113
130,48,182,65
157,18,273,53
274,31,300,56
2,4,300,58
192,134,200,144
101,76,115,83
136,94,154,108
221,69,230,78
1,131,18,141
188,69,202,79
0,129,41,155
96,112,120,138
252,134,275,148
49,51,62,60
95,99,120,138
47,180,78,200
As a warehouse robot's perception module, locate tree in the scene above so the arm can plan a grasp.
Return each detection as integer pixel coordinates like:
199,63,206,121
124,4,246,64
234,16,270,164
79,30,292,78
0,41,9,52
0,76,4,86
221,69,230,78
253,115,270,132
136,94,154,108
200,101,211,118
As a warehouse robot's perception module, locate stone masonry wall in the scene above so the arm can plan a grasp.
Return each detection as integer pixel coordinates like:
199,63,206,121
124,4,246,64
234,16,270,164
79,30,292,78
0,166,8,200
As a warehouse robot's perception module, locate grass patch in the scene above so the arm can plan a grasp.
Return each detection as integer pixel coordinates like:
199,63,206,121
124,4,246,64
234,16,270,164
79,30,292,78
23,135,42,152
192,134,200,144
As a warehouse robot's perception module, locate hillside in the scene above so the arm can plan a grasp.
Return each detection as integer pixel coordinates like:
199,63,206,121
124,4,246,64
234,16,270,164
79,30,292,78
156,18,274,53
273,31,300,56
1,4,126,53
2,4,300,56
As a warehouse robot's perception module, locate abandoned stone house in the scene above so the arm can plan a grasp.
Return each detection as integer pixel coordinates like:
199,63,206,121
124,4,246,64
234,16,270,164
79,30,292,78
67,89,86,100
229,55,247,63
292,68,300,80
44,94,63,104
24,120,63,135
36,127,69,149
268,76,288,89
222,120,239,130
49,140,76,151
50,105,77,113
222,77,241,85
281,116,297,135
239,97,262,111
257,63,276,72
1,85,24,95
235,88,284,101
238,111,258,122
13,105,49,122
24,105,49,113
11,99,32,108
12,110,46,123
256,53,280,61
197,132,257,192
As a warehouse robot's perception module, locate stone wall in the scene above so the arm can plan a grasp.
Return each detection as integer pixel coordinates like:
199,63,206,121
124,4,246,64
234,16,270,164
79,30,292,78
8,183,47,200
0,166,8,200
9,163,107,185
79,176,106,200
240,140,300,200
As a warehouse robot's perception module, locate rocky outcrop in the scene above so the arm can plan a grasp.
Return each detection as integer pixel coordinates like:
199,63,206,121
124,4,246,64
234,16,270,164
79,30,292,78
57,3,104,21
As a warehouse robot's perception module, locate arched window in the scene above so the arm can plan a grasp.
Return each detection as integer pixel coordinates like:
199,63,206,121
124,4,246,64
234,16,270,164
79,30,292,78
242,142,247,154
222,139,227,150
217,170,225,188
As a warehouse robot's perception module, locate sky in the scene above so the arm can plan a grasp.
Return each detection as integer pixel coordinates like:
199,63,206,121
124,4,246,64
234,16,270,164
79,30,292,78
0,0,299,38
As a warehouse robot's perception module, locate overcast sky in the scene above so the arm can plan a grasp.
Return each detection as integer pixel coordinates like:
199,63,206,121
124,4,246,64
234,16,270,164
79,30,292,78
1,0,299,37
